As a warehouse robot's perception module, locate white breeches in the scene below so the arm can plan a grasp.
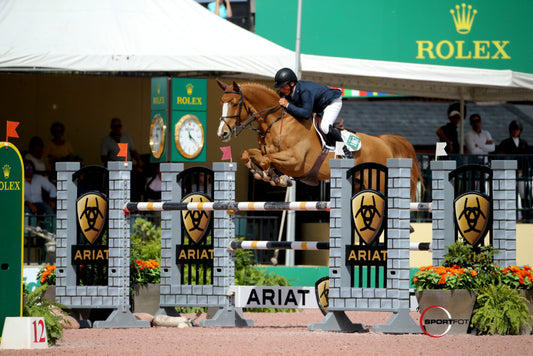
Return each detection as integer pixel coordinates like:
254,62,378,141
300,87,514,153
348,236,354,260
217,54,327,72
320,97,343,133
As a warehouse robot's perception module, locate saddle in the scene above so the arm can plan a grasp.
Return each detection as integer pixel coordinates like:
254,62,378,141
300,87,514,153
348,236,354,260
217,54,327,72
313,115,361,152
295,116,361,186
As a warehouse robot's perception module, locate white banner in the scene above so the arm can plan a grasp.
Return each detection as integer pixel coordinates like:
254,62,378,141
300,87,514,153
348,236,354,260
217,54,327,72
231,286,318,309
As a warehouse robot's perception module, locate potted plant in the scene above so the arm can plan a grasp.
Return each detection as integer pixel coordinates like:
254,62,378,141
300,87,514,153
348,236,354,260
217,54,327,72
24,285,69,346
412,240,498,335
470,265,533,335
471,283,531,335
36,264,57,301
130,259,161,314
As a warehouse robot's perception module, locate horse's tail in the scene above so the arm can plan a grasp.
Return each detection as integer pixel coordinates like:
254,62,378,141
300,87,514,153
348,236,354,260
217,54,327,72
379,134,425,201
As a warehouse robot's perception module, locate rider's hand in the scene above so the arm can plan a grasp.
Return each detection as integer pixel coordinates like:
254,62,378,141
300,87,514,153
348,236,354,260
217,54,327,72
279,98,289,108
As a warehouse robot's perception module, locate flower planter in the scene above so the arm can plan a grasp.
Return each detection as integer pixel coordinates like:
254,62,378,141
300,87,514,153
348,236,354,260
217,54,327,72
416,289,476,335
132,284,160,315
519,290,533,334
42,285,56,302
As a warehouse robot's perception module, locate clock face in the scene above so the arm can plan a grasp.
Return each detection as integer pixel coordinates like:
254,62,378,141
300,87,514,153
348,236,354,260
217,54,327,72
150,114,165,159
175,114,205,159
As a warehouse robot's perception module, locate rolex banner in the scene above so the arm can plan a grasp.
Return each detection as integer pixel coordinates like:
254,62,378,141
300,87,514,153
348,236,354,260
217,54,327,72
256,1,532,74
0,142,24,334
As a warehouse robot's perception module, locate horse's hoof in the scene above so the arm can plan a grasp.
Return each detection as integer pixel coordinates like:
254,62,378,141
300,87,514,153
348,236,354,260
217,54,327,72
279,175,292,187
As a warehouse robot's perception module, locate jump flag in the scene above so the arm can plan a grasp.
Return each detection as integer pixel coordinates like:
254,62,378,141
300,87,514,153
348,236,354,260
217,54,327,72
220,146,233,169
5,121,19,149
435,142,447,160
117,143,128,167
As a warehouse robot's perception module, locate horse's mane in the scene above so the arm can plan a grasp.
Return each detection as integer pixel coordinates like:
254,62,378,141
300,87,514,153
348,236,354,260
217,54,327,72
240,82,280,100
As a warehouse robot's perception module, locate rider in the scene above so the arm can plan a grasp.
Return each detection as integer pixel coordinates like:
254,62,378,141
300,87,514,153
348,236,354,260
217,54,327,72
273,67,353,158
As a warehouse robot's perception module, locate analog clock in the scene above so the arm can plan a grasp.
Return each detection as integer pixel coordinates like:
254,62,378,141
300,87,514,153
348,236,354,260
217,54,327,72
175,114,205,159
150,114,165,159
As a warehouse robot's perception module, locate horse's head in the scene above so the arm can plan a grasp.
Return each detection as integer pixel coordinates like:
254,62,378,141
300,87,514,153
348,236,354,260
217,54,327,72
216,79,249,142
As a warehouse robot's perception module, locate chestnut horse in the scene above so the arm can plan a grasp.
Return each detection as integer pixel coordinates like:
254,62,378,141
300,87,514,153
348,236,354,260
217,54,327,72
216,80,423,200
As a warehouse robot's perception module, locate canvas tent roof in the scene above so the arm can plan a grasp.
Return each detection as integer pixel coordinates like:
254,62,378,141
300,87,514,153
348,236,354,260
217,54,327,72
0,0,532,102
301,54,533,102
0,0,294,80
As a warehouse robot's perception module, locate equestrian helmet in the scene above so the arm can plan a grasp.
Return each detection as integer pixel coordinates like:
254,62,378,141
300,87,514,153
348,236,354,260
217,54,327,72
274,68,298,88
509,120,523,132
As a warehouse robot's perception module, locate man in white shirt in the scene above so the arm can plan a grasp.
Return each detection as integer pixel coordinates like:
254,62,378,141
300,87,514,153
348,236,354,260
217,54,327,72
465,114,495,154
24,160,56,215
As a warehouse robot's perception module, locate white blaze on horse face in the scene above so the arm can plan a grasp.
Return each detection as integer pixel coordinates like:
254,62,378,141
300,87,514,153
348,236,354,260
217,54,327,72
217,102,230,140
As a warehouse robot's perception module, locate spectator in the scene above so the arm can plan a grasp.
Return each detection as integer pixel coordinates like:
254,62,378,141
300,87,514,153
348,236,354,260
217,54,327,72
208,0,232,19
497,120,529,154
46,121,75,165
100,118,143,168
436,103,462,154
25,136,50,175
465,113,495,154
144,165,162,202
24,160,56,216
497,120,529,221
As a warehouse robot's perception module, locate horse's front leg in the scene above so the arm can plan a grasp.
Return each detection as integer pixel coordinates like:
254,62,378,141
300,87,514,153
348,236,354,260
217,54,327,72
258,150,303,187
241,149,272,182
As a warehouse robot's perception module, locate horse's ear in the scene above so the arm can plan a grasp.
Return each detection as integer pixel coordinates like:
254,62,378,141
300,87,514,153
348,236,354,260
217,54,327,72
232,81,241,93
216,78,228,91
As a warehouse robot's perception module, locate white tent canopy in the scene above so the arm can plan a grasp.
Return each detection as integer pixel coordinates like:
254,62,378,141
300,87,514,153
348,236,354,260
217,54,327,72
301,54,533,101
0,0,533,101
0,0,294,79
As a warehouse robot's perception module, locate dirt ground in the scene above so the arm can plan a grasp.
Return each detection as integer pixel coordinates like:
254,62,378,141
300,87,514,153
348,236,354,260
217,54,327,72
2,310,532,356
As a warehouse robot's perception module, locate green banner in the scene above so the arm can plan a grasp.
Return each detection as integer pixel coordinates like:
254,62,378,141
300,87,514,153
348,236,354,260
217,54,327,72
170,78,207,162
151,77,168,111
256,0,533,74
0,142,24,335
150,78,169,162
171,78,207,112
171,111,207,163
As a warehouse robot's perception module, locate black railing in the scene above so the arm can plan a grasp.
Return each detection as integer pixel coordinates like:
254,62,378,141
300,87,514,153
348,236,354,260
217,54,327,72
415,153,533,223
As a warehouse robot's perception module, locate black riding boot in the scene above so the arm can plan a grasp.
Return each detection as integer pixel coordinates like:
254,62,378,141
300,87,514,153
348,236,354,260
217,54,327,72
325,125,353,159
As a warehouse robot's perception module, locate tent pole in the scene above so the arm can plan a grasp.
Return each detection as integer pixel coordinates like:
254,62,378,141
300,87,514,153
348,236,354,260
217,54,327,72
284,0,303,267
459,88,465,154
295,0,302,77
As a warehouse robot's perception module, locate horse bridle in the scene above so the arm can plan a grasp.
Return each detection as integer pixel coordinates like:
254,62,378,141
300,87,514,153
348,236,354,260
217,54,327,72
219,90,285,141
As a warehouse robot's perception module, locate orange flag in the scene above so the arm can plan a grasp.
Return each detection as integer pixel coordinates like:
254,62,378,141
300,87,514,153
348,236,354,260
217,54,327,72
117,143,128,166
6,121,19,139
5,121,19,148
117,143,128,158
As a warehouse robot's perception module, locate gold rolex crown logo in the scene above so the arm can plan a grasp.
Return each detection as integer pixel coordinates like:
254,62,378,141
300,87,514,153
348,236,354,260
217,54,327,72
450,3,477,35
157,84,161,95
3,164,11,179
186,83,194,95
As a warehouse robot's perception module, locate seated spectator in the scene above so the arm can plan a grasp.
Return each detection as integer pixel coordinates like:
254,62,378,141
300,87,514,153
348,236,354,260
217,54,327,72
24,160,56,216
46,121,75,165
25,136,50,175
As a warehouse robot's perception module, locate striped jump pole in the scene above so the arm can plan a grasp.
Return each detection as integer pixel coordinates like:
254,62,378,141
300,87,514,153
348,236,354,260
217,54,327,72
124,201,330,213
410,202,432,212
229,240,432,252
229,240,330,251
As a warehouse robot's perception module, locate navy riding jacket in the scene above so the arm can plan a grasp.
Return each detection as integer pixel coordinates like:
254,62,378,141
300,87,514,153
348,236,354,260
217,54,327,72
282,81,342,119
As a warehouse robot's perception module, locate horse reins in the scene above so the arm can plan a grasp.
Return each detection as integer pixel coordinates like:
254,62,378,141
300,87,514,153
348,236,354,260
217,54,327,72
220,90,286,150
